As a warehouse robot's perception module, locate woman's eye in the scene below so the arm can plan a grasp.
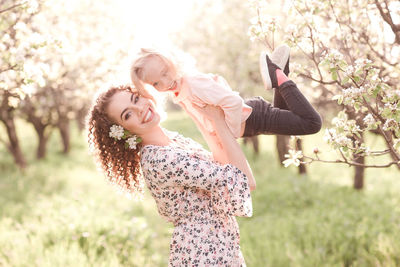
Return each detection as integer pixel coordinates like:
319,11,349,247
134,95,139,103
125,112,131,121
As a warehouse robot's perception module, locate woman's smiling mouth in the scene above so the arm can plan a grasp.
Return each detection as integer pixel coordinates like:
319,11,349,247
143,107,154,123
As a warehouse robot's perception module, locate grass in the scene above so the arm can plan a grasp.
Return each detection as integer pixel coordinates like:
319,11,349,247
0,111,399,266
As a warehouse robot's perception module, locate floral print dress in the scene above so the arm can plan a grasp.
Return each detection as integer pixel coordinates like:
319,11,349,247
140,130,252,266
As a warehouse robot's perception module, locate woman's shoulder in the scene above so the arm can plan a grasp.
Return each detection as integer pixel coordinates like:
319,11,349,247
140,129,189,154
140,129,205,157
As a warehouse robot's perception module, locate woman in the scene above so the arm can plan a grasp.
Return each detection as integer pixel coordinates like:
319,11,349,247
87,84,256,266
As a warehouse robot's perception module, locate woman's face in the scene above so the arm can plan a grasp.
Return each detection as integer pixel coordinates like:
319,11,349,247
106,90,160,136
141,56,181,92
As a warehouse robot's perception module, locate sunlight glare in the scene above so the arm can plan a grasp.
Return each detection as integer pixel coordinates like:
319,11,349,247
118,0,195,45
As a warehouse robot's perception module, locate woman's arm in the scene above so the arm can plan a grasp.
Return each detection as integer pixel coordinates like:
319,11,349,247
195,105,256,191
181,103,229,164
194,118,230,165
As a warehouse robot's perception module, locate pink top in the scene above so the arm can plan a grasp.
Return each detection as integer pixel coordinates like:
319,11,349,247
171,73,252,138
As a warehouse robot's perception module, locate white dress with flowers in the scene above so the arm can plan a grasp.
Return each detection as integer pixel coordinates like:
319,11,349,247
140,130,252,266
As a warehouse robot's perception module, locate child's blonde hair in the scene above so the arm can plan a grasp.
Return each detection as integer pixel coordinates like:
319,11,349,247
130,47,196,99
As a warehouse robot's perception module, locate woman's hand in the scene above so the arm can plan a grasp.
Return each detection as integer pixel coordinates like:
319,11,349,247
194,104,225,124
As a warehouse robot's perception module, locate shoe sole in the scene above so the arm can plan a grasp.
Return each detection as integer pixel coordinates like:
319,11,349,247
259,44,290,90
259,51,272,90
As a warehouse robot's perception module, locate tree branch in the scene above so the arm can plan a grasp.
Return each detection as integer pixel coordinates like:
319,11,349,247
0,64,17,73
302,154,399,168
298,73,337,85
374,0,400,44
0,2,25,14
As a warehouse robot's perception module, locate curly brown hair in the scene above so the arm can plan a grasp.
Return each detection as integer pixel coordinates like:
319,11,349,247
86,84,143,195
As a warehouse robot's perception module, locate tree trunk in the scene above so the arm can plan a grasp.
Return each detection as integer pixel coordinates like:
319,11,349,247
386,131,400,170
36,128,49,159
353,154,365,190
243,136,259,154
2,118,27,168
76,107,88,132
0,93,27,168
295,138,307,174
58,118,70,154
276,135,289,166
27,114,50,159
346,109,366,189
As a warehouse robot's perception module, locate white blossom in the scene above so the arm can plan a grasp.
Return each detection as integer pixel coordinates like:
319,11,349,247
324,49,344,61
335,135,353,147
355,58,372,69
21,84,36,95
345,65,354,76
323,128,336,143
383,119,398,131
109,125,124,140
282,149,303,167
126,136,139,150
384,102,398,112
363,114,375,126
324,128,352,147
342,86,366,99
26,0,39,14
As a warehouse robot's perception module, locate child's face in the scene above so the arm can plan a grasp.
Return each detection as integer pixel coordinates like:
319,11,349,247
141,56,181,93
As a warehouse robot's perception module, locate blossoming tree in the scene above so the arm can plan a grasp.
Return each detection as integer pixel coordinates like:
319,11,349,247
0,0,48,168
1,0,135,164
249,0,400,189
18,0,130,156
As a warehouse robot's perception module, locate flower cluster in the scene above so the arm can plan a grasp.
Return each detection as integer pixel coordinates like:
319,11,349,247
323,128,353,148
363,114,376,127
109,125,141,150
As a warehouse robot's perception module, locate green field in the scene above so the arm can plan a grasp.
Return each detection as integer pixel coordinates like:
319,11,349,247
1,112,400,267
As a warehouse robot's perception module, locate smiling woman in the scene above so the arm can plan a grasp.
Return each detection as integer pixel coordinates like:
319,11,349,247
106,90,160,138
87,84,256,266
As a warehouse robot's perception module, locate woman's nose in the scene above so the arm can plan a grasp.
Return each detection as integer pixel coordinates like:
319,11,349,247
133,99,146,113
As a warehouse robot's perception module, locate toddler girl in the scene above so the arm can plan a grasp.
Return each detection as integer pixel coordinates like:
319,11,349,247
130,45,321,139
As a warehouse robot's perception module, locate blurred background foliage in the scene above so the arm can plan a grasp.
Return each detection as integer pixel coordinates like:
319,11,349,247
1,0,400,266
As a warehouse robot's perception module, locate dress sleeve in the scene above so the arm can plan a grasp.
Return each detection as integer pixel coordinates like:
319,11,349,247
145,146,252,217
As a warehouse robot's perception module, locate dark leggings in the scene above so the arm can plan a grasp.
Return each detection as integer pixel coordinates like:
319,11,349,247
243,80,322,137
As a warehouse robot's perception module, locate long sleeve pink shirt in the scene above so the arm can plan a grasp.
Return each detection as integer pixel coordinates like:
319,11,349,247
171,72,252,138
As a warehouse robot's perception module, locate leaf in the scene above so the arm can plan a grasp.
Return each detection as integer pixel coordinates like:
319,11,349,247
342,76,350,85
354,102,360,112
331,70,338,81
332,95,343,105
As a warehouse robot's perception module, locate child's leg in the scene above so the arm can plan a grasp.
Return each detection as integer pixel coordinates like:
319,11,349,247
243,58,321,137
273,88,289,110
267,45,290,111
